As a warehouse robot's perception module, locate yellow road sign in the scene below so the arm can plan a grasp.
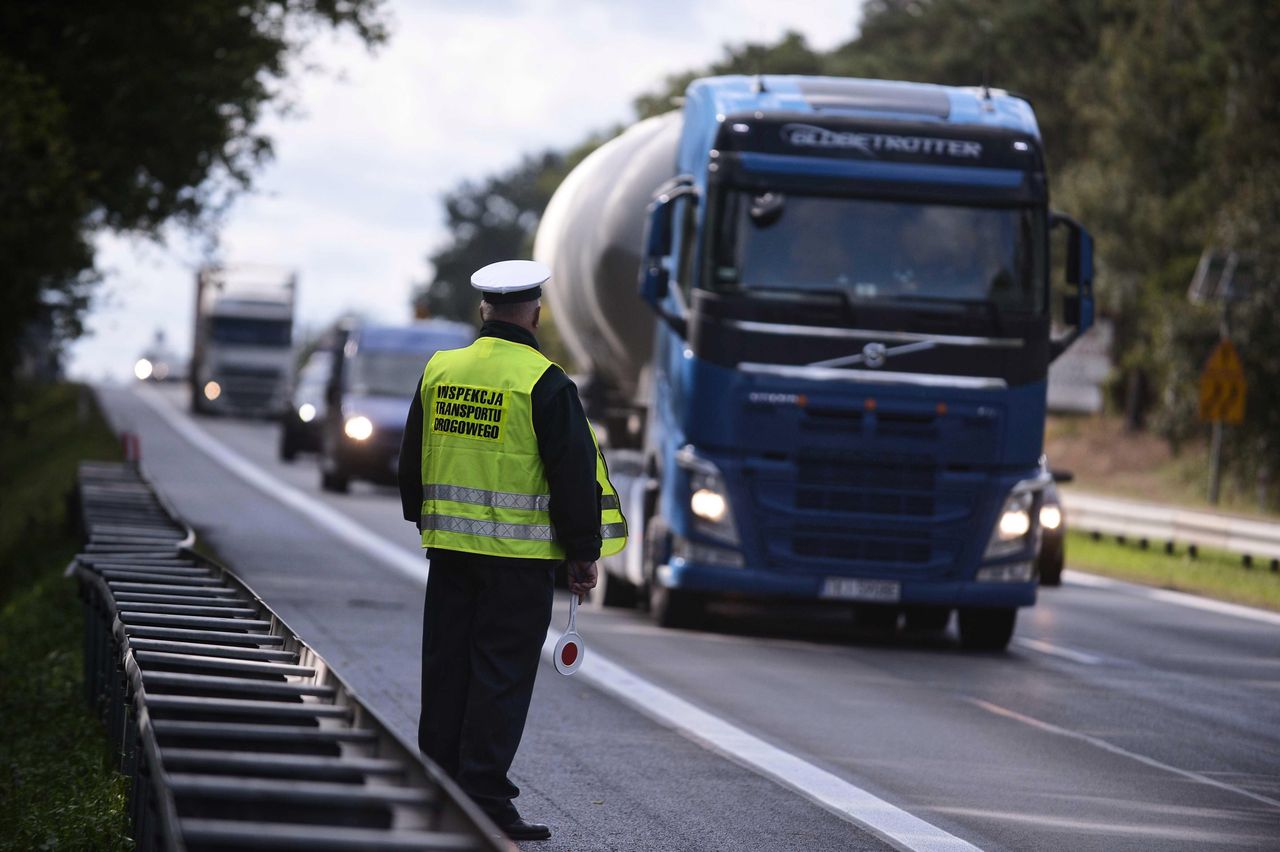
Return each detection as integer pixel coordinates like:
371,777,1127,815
1198,339,1246,424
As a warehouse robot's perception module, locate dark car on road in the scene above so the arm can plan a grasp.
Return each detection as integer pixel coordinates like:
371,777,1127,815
319,320,474,493
279,348,335,461
1037,470,1072,586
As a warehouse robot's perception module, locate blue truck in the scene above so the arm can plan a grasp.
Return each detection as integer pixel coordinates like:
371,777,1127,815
533,75,1093,649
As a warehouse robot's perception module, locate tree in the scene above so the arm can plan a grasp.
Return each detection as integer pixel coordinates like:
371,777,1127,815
0,0,388,403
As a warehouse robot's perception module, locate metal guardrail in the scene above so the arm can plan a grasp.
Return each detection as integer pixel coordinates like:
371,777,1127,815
71,461,510,852
1063,490,1280,567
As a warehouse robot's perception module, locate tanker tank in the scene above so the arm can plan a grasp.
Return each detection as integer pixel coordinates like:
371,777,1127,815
533,112,681,408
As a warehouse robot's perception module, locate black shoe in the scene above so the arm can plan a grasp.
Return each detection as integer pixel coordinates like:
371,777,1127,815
499,818,551,841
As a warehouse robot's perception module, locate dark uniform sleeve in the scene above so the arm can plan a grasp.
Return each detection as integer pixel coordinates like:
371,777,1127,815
398,381,424,525
531,366,601,562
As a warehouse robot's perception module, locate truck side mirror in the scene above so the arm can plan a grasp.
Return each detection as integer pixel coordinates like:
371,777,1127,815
638,177,696,336
1050,212,1096,359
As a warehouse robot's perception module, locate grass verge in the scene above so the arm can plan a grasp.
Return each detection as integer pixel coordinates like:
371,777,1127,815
1065,530,1280,612
0,382,130,851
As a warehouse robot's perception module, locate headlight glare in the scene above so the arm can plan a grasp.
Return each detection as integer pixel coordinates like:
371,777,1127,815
134,359,153,380
690,488,727,522
344,415,373,441
298,403,316,423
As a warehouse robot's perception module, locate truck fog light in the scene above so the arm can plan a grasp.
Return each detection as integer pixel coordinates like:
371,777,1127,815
690,488,727,523
1040,504,1062,531
977,561,1035,582
672,535,744,568
344,415,373,441
298,403,316,423
134,359,153,380
203,381,221,401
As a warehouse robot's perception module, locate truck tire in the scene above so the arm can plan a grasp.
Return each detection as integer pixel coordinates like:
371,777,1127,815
650,584,705,629
904,606,951,633
598,566,639,608
958,607,1017,651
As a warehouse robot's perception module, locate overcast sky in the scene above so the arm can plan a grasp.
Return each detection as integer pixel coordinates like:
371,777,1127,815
69,0,864,381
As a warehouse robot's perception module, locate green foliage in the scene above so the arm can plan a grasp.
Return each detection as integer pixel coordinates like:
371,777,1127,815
0,0,388,404
0,383,128,850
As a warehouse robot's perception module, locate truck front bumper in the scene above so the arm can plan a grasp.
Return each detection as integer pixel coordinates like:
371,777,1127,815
659,558,1037,608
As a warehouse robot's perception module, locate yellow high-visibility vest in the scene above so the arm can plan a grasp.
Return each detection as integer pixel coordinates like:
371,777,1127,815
417,336,627,560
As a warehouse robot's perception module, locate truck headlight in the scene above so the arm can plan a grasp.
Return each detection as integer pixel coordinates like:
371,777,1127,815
677,446,739,545
344,415,373,441
204,381,221,401
1040,504,1062,531
984,490,1036,559
690,489,727,523
298,403,316,423
134,359,153,380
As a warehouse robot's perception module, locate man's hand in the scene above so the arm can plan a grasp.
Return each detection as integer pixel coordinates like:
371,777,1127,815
566,560,598,603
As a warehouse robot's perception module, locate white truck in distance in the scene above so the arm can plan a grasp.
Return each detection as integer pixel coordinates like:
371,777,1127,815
190,264,296,417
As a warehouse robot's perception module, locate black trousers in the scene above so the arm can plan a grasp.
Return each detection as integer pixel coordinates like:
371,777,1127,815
418,548,556,825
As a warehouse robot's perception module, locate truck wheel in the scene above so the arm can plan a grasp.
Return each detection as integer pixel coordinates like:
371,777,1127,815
596,566,638,608
650,584,704,629
958,607,1017,651
904,606,951,633
320,467,349,494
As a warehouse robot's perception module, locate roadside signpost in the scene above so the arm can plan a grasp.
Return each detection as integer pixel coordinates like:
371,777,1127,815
1199,338,1247,504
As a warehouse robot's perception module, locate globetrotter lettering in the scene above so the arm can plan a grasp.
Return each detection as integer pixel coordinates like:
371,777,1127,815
780,123,983,159
431,384,506,442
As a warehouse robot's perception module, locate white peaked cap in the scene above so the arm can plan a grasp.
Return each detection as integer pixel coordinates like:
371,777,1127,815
471,260,550,302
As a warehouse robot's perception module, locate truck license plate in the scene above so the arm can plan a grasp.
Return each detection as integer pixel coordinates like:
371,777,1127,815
820,577,900,603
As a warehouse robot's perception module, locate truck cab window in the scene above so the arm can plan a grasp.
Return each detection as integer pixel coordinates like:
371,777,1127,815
715,191,1045,315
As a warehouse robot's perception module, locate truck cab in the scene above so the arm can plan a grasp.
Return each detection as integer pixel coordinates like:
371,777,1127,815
635,76,1094,648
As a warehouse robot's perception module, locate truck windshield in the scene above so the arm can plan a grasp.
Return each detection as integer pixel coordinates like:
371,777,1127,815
713,192,1044,314
349,351,431,397
210,317,292,347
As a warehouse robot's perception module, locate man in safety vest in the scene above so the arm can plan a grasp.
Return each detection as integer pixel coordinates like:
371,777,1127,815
397,259,626,841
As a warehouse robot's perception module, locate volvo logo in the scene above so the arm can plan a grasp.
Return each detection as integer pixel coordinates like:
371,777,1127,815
862,342,888,368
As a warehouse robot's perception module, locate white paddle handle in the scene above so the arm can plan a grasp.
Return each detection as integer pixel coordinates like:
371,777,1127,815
567,593,578,633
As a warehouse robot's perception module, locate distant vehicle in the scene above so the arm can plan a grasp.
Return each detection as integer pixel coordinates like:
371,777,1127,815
279,349,335,461
319,320,474,493
190,264,297,417
1037,470,1072,586
133,329,185,383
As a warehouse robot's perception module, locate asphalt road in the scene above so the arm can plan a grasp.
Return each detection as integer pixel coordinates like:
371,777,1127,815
97,382,1280,851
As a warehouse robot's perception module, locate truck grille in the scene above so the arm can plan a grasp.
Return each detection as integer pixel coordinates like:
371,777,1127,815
748,450,980,580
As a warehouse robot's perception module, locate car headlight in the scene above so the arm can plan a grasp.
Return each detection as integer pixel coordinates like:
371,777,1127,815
298,403,316,423
1040,504,1062,531
203,381,221,401
676,446,739,545
344,415,373,441
134,359,153,380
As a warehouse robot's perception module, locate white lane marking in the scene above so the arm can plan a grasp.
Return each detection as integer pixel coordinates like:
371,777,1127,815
927,808,1270,844
969,699,1280,811
1063,569,1280,628
129,385,429,585
132,383,977,850
1012,637,1102,665
543,635,981,852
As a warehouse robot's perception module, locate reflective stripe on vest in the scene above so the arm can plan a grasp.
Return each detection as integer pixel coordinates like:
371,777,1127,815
421,484,620,513
418,336,627,559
